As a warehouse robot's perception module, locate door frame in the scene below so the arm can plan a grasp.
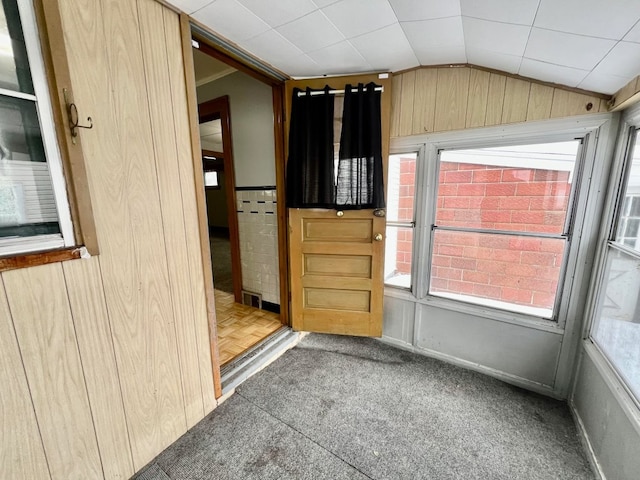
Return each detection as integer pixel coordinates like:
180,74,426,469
198,96,243,303
179,14,290,399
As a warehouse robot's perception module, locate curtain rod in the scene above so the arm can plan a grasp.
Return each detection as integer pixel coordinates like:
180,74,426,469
297,86,384,97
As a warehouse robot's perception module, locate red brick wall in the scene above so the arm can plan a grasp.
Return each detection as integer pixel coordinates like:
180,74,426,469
397,161,571,311
396,156,416,274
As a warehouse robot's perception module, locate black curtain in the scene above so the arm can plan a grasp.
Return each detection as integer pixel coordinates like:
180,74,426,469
336,82,385,209
286,86,336,208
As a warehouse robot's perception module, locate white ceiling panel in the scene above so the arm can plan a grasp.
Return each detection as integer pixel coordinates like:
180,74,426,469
389,0,460,22
307,41,371,74
237,0,317,28
460,0,538,25
276,10,344,53
525,28,616,71
240,30,303,64
462,17,530,57
578,71,634,95
322,0,397,39
466,47,521,74
271,54,327,78
193,0,270,42
591,41,640,79
166,0,213,15
519,59,589,88
624,21,640,43
401,17,464,50
173,0,640,94
534,0,640,40
350,23,419,73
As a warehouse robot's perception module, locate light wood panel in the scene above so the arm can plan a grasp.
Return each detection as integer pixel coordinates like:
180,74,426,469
392,66,609,136
610,75,639,111
164,8,217,414
466,69,490,128
413,68,438,134
434,67,470,132
501,77,530,124
62,257,134,480
3,264,102,480
0,276,51,480
178,12,223,400
138,0,203,429
485,73,507,126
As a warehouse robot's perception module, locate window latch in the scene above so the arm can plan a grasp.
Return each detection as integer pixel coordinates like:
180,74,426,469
63,88,93,144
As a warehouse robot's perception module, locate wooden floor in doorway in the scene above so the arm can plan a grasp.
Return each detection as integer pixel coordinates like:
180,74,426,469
214,289,282,366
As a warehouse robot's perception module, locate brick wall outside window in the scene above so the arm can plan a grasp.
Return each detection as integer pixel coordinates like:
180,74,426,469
396,160,571,311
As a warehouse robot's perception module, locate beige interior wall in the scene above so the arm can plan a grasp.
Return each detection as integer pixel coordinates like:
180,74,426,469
390,67,609,137
1,1,216,479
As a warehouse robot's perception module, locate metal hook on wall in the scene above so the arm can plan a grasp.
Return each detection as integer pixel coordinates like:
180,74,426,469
63,88,93,144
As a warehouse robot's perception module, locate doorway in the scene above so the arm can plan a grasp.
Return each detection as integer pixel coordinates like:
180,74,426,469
192,42,285,368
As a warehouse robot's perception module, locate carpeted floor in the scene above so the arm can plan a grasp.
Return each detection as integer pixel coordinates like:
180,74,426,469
133,334,594,480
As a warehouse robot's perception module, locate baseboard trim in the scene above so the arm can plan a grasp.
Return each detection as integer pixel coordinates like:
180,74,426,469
569,400,606,480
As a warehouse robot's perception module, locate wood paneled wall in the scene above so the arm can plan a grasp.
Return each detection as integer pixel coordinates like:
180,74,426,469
390,66,609,137
1,1,215,479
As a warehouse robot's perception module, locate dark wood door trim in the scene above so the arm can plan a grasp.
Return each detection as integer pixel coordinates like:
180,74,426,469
199,96,243,304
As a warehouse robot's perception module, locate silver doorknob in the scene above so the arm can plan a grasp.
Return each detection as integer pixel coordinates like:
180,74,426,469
374,233,383,241
336,210,344,217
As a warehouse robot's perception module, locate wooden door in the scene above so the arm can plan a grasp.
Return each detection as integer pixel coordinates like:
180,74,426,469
285,74,392,337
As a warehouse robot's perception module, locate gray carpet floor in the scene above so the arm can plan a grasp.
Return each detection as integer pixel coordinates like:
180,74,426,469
133,334,594,480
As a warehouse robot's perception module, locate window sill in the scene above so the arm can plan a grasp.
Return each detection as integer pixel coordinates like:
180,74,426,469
0,246,85,273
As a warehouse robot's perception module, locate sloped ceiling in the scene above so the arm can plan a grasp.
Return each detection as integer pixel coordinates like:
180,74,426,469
169,0,640,95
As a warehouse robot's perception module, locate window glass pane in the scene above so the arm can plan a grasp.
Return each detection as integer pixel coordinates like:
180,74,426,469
437,141,580,234
429,229,566,318
204,171,218,187
0,96,59,237
0,0,34,94
592,247,640,400
384,225,412,288
615,130,640,253
387,153,417,222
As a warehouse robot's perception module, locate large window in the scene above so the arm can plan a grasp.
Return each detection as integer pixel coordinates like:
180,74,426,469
591,128,640,402
428,142,581,318
0,0,73,256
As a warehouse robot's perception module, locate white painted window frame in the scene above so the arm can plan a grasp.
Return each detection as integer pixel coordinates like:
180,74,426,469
583,103,640,411
0,0,74,257
391,114,618,334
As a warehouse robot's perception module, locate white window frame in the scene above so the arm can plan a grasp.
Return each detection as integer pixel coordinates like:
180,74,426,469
585,104,640,410
391,114,617,331
0,0,74,257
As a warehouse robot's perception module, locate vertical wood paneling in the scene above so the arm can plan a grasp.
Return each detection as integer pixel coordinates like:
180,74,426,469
465,69,490,128
0,276,51,480
137,0,204,429
99,0,187,466
412,68,438,134
501,77,530,124
484,73,506,126
526,83,554,121
550,89,601,118
398,70,416,136
165,9,216,412
434,67,470,132
62,257,134,479
390,74,402,137
3,264,102,480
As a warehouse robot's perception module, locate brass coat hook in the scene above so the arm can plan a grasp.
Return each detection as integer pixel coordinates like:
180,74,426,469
63,88,93,144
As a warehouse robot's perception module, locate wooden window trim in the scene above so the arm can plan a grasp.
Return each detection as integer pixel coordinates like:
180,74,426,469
0,247,82,273
30,0,99,255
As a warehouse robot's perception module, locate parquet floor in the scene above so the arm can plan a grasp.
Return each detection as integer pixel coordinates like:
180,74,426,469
215,289,282,366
